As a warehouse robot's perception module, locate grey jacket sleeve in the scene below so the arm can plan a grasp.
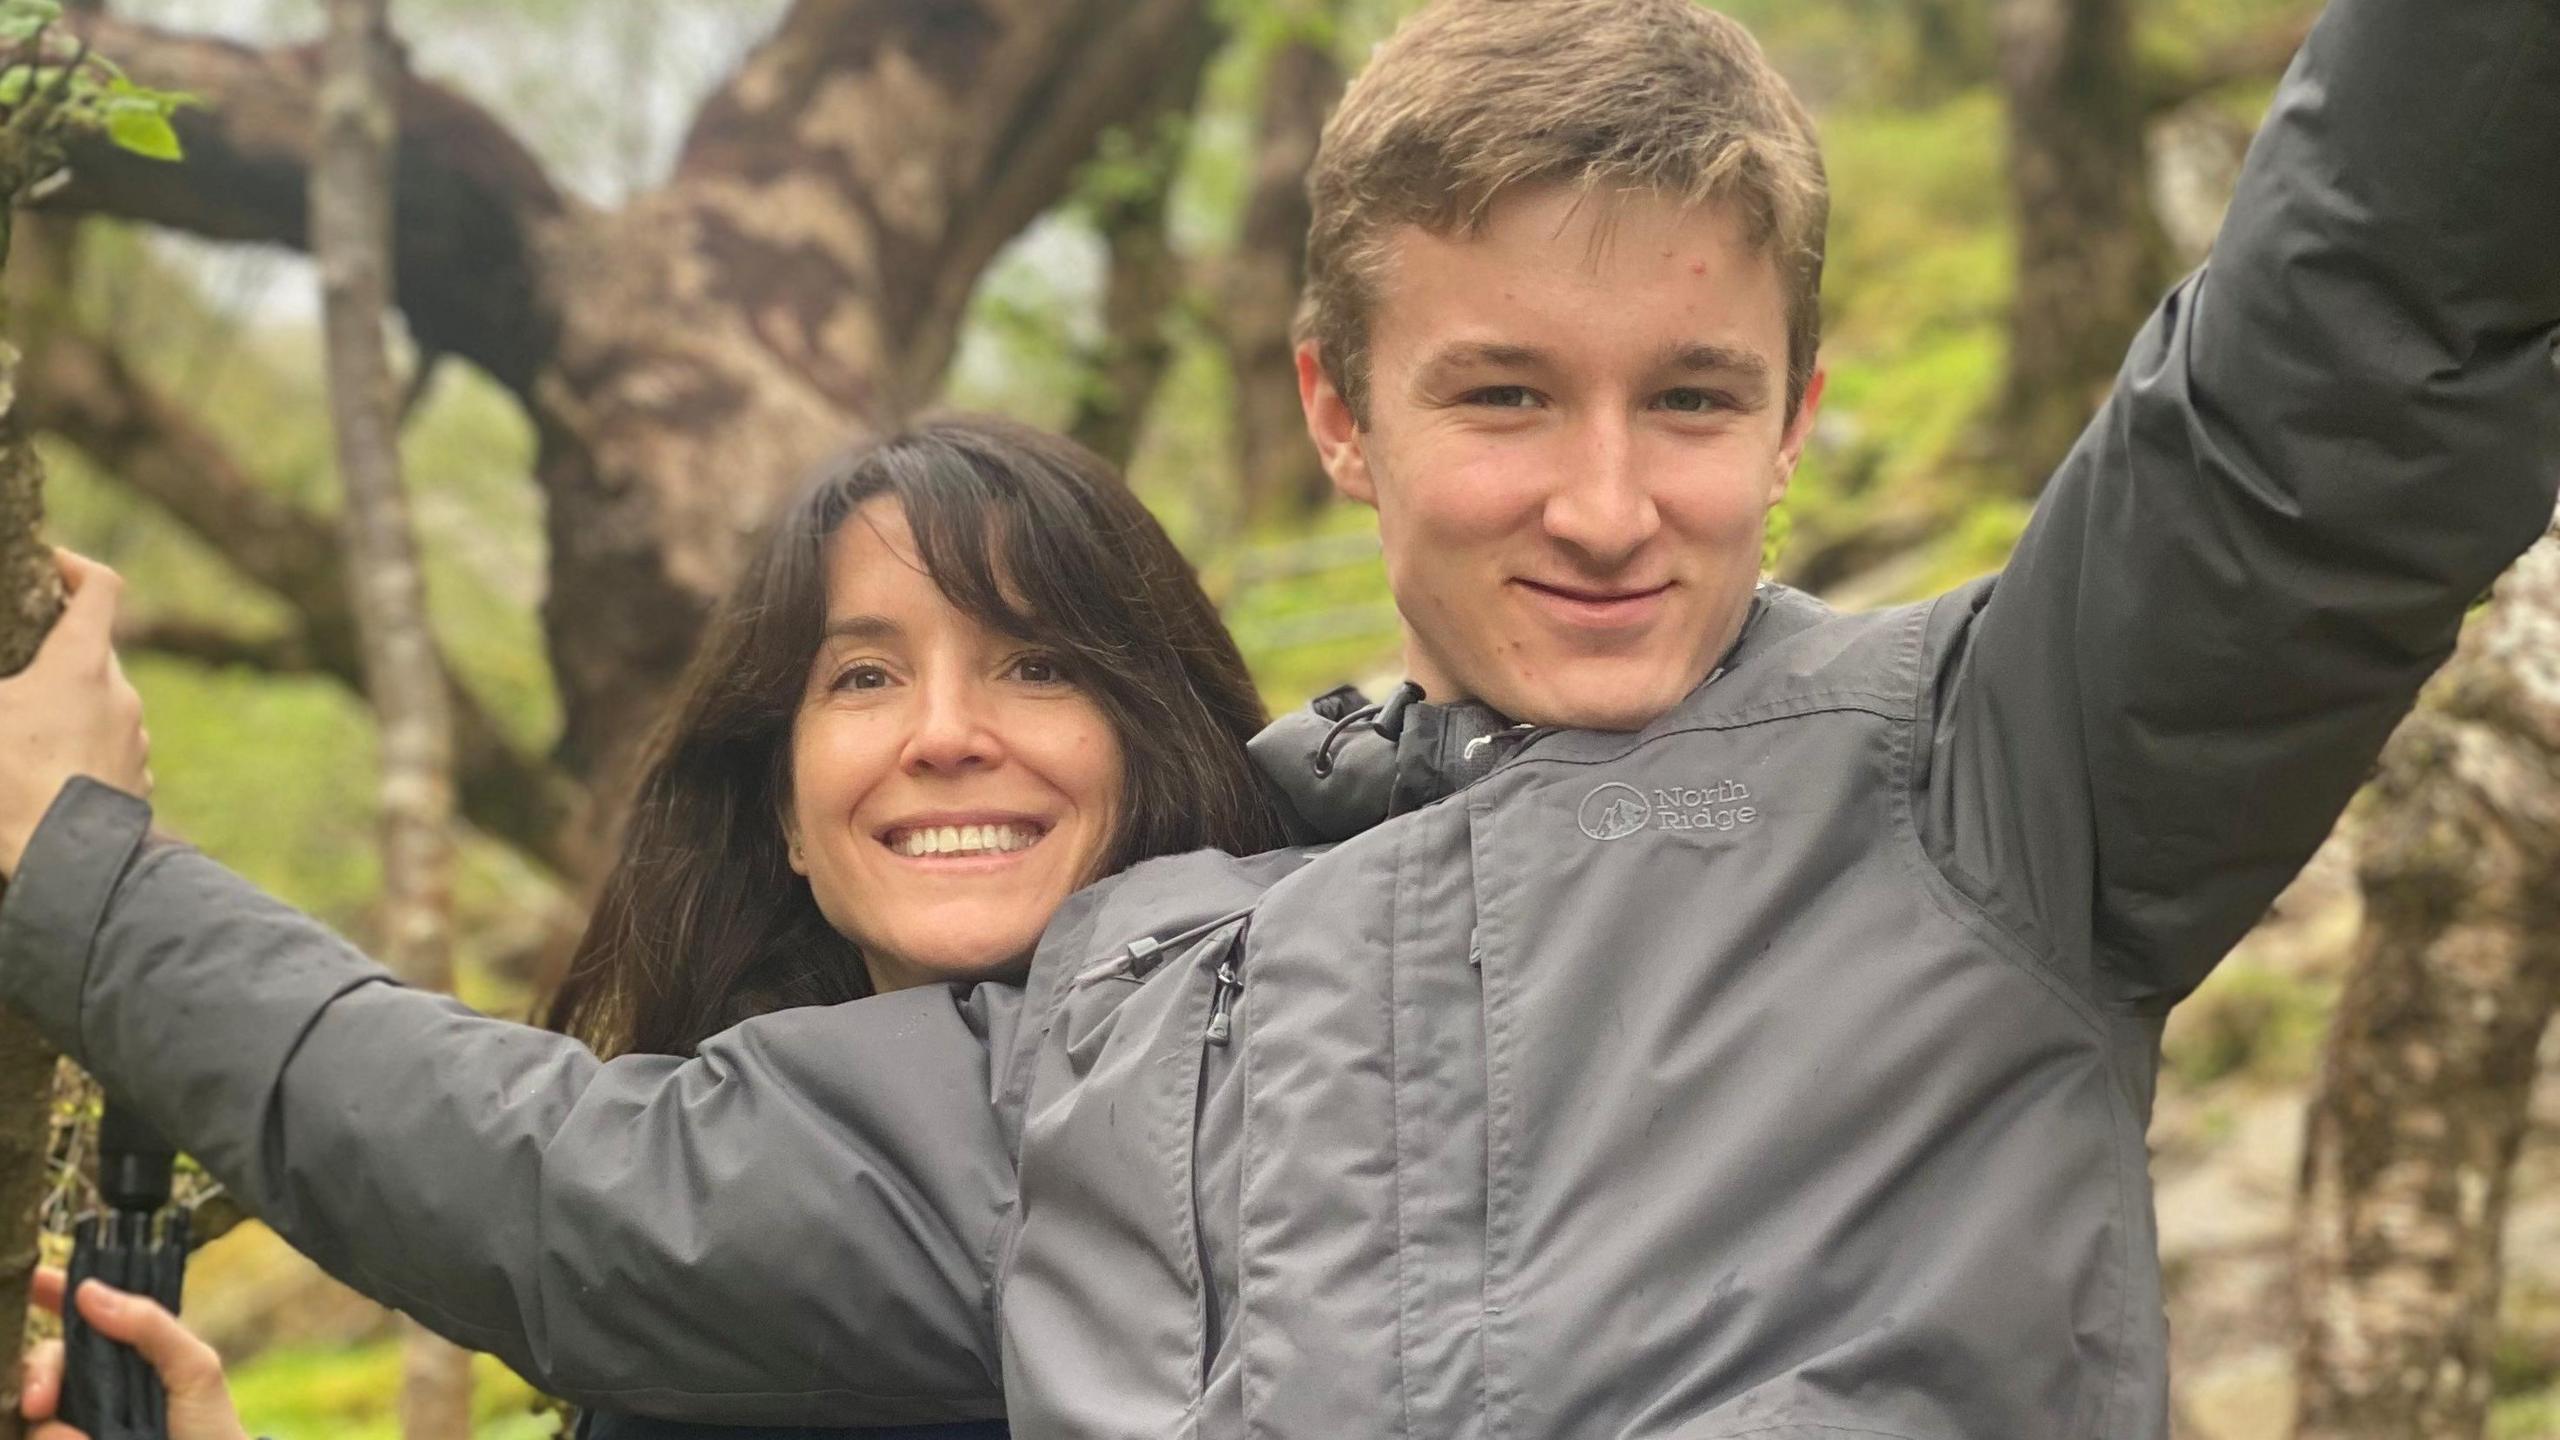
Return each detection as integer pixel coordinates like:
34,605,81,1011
0,779,1015,1426
1927,0,2560,1009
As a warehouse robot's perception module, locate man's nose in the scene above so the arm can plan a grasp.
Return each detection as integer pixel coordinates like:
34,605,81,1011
901,675,1005,773
1541,414,1661,568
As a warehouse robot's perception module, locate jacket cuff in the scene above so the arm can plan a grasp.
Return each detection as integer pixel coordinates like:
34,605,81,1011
0,777,155,1064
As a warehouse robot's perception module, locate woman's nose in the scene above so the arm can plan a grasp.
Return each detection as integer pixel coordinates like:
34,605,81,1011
900,675,1006,773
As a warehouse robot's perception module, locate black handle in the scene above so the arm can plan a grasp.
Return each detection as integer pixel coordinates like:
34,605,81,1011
61,1101,187,1440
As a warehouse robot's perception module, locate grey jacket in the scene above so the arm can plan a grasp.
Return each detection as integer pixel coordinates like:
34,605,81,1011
5,0,2557,1434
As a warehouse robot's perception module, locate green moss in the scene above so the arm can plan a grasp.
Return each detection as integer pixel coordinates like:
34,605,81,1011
229,1341,557,1440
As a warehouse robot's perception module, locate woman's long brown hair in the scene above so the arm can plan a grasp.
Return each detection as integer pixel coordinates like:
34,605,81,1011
544,416,1280,1057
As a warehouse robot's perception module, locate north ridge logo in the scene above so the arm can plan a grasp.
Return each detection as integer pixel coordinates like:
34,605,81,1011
1576,780,1760,840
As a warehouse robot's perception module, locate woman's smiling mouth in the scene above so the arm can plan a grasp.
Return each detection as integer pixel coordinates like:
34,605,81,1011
880,819,1050,859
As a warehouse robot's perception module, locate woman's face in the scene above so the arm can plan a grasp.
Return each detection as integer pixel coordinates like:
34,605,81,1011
785,498,1126,992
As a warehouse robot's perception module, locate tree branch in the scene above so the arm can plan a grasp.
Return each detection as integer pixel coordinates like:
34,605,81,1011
119,615,319,673
35,15,571,396
672,0,1219,411
21,327,587,875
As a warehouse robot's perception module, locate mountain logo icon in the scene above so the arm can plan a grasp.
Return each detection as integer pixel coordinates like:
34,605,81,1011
1577,782,1653,841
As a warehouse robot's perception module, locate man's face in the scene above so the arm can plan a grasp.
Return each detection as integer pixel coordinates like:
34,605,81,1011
1301,186,1825,731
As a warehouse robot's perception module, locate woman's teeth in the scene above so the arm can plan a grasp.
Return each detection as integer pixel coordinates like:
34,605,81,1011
890,823,1044,859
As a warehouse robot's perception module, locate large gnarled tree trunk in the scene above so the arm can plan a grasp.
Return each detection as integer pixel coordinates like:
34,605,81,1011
312,1,471,1433
36,0,1212,866
2292,517,2560,1440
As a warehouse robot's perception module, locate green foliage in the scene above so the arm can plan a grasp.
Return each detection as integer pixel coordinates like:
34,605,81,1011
0,0,191,170
229,1341,556,1440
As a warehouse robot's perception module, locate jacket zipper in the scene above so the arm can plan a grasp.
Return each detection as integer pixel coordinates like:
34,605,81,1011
1205,959,1242,1046
1192,921,1249,1397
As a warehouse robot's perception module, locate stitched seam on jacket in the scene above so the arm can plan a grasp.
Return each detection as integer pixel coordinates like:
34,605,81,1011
1901,593,2113,1035
1386,814,1417,1440
1499,698,1912,782
1468,783,1521,1440
1894,596,2133,1437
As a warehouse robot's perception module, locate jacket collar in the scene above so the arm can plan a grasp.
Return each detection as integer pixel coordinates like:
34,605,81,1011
1248,588,1789,846
1250,683,1529,845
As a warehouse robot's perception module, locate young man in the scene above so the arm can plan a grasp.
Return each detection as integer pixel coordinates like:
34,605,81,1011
3,0,2555,1435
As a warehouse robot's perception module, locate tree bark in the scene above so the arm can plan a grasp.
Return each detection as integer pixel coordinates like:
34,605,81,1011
1066,19,1217,469
0,123,69,1440
40,0,1214,813
313,2,470,1434
1220,30,1341,530
0,352,65,1440
1993,0,2169,495
2291,517,2560,1440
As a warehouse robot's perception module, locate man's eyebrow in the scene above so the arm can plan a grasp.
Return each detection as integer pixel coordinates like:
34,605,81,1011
1659,342,1774,384
819,615,902,644
1418,341,1550,372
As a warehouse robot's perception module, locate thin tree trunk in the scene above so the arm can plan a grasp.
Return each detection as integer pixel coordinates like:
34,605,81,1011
1221,30,1341,531
1067,21,1215,470
313,2,470,1435
0,345,66,1440
2291,518,2560,1440
1993,0,2168,495
0,105,70,1440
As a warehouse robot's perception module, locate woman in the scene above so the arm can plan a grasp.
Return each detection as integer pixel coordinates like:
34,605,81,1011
0,415,1282,1437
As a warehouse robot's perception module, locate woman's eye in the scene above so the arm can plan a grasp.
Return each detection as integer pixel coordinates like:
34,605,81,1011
1009,653,1069,685
1465,385,1542,410
833,663,893,692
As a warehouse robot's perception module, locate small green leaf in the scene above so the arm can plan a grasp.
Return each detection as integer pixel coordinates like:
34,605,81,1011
0,66,29,106
104,101,180,160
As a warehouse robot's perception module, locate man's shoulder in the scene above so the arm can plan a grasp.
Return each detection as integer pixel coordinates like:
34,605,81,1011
1689,581,1968,723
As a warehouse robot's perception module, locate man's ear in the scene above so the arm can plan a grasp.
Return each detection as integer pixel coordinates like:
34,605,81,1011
1767,367,1828,507
1298,341,1377,507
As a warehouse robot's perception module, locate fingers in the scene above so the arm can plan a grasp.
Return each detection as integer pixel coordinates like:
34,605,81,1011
33,553,123,669
71,1281,226,1396
18,1337,63,1421
31,1265,66,1315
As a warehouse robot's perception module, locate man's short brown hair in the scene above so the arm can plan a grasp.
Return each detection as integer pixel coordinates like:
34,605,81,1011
1303,0,1828,424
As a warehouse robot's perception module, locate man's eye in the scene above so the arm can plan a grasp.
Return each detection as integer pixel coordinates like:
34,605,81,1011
1658,388,1729,415
1465,385,1542,410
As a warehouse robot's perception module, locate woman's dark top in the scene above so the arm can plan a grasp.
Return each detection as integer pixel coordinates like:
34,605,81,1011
577,1413,1008,1440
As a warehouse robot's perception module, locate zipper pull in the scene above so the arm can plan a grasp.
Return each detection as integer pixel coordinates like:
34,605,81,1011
1205,960,1242,1047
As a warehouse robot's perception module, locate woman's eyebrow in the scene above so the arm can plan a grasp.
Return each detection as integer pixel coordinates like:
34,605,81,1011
820,615,903,645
